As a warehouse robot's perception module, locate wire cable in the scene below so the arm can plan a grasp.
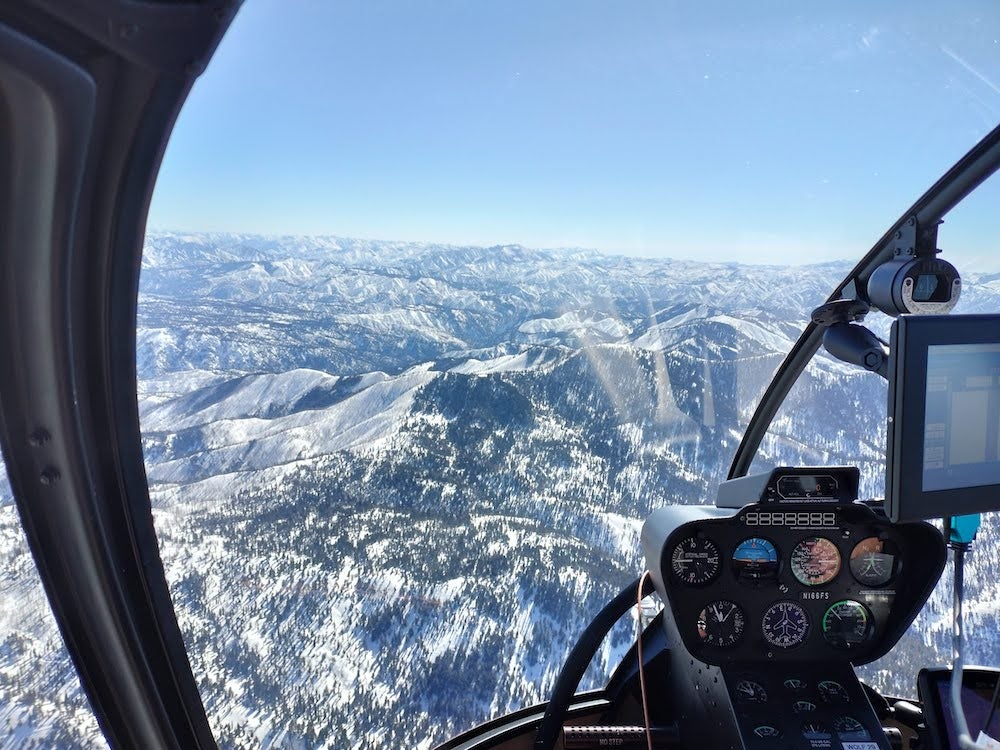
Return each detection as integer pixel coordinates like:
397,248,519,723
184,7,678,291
636,570,653,750
949,543,985,749
533,575,655,750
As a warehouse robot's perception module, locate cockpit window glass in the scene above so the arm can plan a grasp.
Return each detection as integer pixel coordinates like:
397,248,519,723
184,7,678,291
0,473,104,747
753,170,1000,697
135,4,999,746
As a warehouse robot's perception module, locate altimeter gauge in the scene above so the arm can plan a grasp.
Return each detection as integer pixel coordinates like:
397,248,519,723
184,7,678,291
670,535,722,585
822,600,873,648
761,601,809,648
696,600,746,647
791,536,841,586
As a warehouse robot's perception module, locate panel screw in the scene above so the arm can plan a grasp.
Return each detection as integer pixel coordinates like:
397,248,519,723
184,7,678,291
40,467,61,485
27,428,50,447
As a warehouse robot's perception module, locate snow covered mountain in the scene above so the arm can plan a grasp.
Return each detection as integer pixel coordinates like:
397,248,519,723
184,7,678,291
1,232,999,749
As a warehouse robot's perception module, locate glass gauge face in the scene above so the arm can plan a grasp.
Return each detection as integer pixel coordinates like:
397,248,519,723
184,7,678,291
761,601,809,648
776,473,838,499
792,700,817,714
818,680,849,703
801,721,832,740
833,715,870,741
732,537,779,583
784,677,807,692
790,536,841,586
671,535,722,585
734,679,768,703
697,600,746,647
753,725,781,738
850,536,899,587
822,600,873,648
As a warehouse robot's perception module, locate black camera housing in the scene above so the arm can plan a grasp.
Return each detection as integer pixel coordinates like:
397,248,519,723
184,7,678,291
868,256,961,317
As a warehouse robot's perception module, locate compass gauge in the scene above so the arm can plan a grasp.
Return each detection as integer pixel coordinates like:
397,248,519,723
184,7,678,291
671,536,722,585
761,601,809,648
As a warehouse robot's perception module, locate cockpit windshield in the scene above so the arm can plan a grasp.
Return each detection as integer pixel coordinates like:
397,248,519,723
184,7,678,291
1,3,999,748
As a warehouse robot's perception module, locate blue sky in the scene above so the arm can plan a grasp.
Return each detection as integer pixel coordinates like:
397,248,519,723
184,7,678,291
149,1,1000,265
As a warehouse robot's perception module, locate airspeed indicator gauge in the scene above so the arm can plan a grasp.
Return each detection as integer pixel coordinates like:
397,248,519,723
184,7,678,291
670,535,721,585
791,536,841,586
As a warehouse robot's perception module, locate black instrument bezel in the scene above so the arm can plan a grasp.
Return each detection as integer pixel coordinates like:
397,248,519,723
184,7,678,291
656,502,945,667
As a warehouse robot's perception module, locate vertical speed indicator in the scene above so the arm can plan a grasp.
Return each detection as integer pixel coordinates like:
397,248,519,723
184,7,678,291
670,536,722,585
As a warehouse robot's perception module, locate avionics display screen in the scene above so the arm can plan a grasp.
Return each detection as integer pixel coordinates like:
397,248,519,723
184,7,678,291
935,679,1000,747
886,314,1000,522
919,668,1000,749
923,343,1000,492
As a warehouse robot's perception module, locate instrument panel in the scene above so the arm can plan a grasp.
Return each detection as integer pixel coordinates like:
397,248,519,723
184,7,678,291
647,501,944,666
726,662,887,749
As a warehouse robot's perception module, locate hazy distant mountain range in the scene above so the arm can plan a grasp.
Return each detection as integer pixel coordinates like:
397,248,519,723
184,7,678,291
1,232,998,748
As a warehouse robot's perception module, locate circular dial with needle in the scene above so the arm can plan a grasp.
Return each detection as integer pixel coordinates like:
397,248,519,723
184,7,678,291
734,679,768,704
696,600,746,647
850,536,898,587
670,535,722,585
761,601,810,648
833,715,870,741
822,600,873,649
818,680,849,703
791,536,841,586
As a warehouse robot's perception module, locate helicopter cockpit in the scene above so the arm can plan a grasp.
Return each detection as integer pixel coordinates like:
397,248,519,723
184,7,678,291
2,3,1000,750
443,135,1000,750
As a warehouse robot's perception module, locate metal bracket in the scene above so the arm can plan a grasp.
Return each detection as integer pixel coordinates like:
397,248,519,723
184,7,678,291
892,215,941,260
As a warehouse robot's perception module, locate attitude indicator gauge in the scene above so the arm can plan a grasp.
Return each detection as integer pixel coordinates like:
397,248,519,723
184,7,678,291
791,536,841,586
732,537,779,583
697,600,746,647
670,535,722,585
761,601,809,648
822,600,873,649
